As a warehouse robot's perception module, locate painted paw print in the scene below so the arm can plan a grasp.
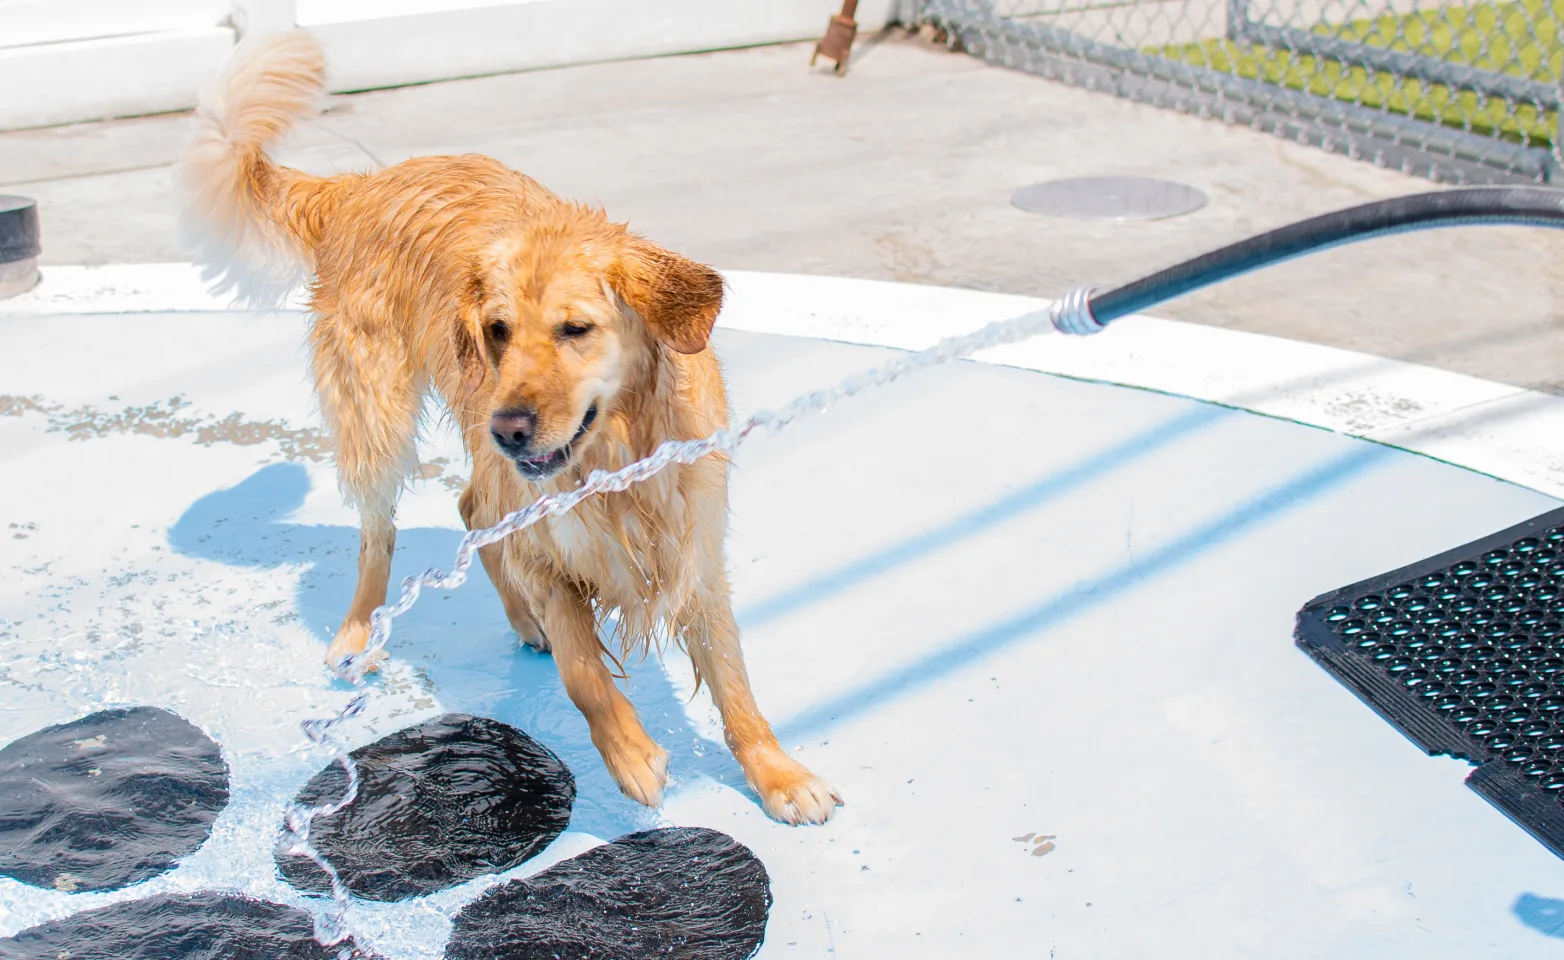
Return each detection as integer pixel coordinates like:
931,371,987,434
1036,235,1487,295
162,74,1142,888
0,708,771,959
1013,831,1057,857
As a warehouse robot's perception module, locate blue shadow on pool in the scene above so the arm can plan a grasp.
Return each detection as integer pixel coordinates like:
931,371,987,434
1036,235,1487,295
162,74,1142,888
776,444,1392,742
1514,893,1564,939
167,461,743,839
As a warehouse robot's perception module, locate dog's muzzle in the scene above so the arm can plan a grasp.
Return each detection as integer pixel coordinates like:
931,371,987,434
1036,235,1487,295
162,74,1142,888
499,402,598,480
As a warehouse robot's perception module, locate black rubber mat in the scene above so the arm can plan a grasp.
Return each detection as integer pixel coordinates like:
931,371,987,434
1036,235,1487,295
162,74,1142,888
1296,505,1564,859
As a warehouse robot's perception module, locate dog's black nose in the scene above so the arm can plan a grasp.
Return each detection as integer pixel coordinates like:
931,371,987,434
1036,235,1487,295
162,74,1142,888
489,408,537,455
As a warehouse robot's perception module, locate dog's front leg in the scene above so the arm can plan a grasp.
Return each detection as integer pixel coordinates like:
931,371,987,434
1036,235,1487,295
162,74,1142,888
325,514,395,668
477,544,549,652
544,581,669,806
458,482,549,652
682,584,843,825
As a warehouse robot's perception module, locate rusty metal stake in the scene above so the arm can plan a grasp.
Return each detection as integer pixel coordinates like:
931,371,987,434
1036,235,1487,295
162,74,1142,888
811,0,859,76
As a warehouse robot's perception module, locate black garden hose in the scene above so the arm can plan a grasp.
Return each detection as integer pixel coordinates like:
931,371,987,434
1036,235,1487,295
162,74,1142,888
1053,186,1564,334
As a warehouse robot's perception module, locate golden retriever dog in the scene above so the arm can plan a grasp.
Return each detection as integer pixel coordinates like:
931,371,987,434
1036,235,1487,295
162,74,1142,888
178,31,840,824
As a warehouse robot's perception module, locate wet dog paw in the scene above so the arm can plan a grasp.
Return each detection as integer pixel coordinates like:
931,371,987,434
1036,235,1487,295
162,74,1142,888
325,622,384,675
600,736,670,808
516,623,551,653
748,752,842,825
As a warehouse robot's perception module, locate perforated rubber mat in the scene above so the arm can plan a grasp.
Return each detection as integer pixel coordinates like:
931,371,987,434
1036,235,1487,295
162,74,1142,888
1297,506,1564,859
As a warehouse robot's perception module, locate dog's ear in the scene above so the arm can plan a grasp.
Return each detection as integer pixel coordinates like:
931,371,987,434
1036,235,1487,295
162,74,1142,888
453,267,490,396
609,234,724,355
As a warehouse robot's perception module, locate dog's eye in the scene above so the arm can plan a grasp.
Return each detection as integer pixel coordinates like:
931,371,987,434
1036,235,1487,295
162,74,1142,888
487,321,510,343
558,320,594,340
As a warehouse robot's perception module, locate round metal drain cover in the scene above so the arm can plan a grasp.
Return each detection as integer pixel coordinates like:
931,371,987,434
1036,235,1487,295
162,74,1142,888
1011,177,1207,221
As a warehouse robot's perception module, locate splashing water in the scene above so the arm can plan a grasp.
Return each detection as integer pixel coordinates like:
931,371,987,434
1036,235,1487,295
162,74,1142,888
284,304,1063,945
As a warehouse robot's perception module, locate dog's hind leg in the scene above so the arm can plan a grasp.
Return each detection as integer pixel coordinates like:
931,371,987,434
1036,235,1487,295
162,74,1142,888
457,479,549,652
311,314,424,670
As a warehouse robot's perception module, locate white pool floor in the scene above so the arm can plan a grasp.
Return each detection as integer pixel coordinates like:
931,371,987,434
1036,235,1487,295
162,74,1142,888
3,312,1564,957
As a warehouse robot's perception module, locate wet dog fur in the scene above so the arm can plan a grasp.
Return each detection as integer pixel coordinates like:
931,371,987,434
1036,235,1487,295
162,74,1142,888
178,31,840,824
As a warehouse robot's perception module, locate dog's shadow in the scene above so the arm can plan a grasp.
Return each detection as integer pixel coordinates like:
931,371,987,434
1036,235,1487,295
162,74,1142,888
169,461,747,839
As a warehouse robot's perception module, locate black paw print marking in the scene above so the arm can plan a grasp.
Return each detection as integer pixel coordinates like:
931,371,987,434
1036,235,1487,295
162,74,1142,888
1,709,771,959
0,707,229,893
448,827,771,959
0,892,377,959
275,713,575,901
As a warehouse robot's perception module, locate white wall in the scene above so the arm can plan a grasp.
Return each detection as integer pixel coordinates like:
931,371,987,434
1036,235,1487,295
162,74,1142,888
0,0,906,132
0,0,228,46
0,28,235,131
310,0,899,93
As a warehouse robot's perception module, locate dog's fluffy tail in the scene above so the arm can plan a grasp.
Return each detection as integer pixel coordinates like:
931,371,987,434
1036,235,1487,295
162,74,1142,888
178,30,328,306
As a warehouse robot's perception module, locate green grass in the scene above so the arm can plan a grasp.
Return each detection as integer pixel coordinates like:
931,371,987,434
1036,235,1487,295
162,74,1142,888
1153,0,1562,148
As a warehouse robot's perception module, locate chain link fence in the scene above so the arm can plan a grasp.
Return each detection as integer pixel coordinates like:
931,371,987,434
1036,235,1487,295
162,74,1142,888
909,0,1562,184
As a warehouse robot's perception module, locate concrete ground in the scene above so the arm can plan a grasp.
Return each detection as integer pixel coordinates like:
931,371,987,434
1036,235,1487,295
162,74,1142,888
3,31,1563,392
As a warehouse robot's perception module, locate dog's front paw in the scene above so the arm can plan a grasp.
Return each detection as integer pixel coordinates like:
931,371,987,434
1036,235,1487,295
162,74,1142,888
516,622,551,653
325,622,385,675
598,733,670,808
746,751,842,825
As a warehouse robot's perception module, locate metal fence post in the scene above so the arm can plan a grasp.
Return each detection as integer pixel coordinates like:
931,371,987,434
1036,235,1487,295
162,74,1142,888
1226,0,1251,43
